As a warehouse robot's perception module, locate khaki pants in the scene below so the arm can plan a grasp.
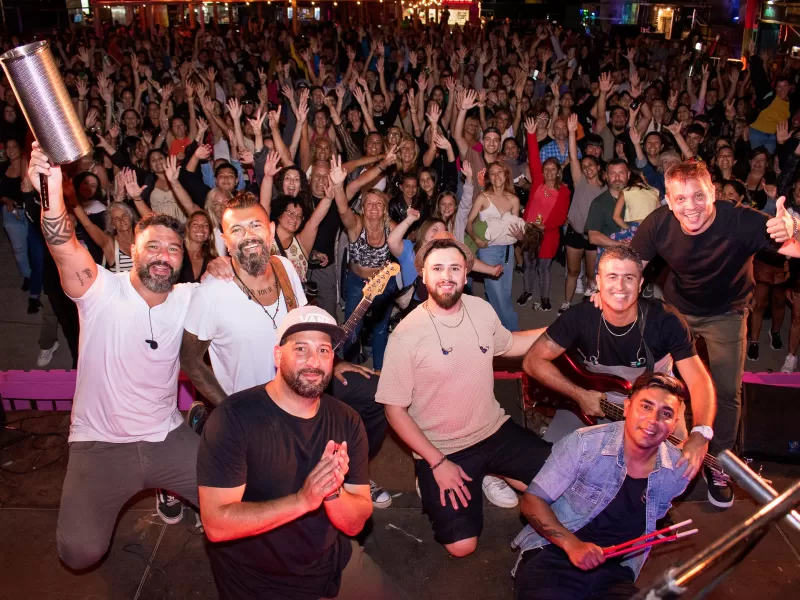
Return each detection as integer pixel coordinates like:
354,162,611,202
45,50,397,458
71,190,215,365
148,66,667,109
57,424,199,570
682,311,747,454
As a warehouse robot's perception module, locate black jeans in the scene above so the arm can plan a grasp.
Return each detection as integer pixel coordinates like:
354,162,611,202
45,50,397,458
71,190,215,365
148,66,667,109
515,545,637,600
329,372,387,460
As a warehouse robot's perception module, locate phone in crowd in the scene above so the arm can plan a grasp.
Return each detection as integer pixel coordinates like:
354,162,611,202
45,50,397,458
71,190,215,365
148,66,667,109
630,95,644,111
695,42,702,51
532,69,540,79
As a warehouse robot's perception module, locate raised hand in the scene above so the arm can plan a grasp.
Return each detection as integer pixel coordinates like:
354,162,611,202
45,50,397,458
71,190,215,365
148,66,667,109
461,161,473,180
164,155,181,183
267,105,282,131
263,151,282,178
227,98,242,121
777,120,791,146
461,89,477,111
567,113,579,133
194,144,213,161
767,197,797,243
257,67,268,86
197,116,209,137
122,168,147,199
629,124,641,146
381,144,399,168
247,109,267,135
405,207,421,224
329,155,348,186
433,131,452,151
76,78,88,100
598,71,612,94
426,102,442,124
524,116,537,135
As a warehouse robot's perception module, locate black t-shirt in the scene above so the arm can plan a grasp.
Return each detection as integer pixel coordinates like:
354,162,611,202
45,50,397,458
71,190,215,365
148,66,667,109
197,386,369,600
310,195,343,265
631,202,778,316
547,299,695,370
576,475,648,548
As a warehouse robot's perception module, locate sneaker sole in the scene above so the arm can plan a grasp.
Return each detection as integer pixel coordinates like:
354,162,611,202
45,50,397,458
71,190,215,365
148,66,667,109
372,497,393,509
156,508,184,524
702,472,735,508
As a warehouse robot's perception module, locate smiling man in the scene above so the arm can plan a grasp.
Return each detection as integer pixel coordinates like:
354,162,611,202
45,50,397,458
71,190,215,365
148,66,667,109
630,161,800,508
511,373,691,600
28,143,201,569
523,246,715,485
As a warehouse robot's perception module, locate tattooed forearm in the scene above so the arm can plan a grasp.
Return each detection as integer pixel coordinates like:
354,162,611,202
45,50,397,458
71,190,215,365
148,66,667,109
42,211,75,246
180,331,228,407
528,515,566,540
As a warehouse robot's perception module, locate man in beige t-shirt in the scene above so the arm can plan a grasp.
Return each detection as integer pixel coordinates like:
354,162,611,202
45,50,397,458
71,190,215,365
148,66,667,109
377,233,550,559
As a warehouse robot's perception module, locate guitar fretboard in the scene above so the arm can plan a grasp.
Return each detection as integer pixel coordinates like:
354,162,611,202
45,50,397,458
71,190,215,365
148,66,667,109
599,399,724,475
334,298,373,352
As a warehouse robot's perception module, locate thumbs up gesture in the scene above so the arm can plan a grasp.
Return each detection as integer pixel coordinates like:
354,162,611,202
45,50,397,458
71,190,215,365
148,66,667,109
767,196,797,243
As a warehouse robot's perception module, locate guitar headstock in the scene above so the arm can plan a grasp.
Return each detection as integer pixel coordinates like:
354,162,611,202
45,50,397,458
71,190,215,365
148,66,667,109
362,262,400,301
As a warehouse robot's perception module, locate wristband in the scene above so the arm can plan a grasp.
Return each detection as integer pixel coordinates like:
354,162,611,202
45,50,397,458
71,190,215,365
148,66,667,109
792,214,799,239
323,486,342,502
430,456,448,471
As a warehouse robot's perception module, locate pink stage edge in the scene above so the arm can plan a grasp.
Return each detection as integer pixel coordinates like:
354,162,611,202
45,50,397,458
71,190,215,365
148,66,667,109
0,370,197,412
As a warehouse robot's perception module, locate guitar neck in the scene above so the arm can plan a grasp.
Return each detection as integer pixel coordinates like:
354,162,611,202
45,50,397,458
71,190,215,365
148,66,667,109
334,297,373,352
599,399,724,474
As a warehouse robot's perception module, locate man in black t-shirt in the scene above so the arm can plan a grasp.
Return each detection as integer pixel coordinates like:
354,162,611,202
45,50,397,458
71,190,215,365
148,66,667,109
197,307,400,600
523,246,715,485
630,161,800,508
307,160,342,319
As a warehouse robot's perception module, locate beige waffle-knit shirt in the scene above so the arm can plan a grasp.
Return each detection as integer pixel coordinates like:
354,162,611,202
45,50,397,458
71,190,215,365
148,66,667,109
376,294,513,456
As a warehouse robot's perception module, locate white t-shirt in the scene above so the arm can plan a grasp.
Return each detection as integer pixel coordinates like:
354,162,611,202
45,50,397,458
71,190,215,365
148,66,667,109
68,269,196,443
183,256,307,395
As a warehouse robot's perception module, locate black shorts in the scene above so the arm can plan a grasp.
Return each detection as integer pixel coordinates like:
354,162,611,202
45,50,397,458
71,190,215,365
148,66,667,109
563,225,597,251
415,420,551,545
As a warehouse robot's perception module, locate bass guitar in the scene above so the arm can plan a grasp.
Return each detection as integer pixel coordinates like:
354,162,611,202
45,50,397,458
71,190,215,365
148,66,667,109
524,353,730,482
334,262,400,353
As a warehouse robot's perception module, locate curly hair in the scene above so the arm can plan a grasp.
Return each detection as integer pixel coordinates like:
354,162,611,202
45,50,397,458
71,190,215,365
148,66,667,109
274,165,312,218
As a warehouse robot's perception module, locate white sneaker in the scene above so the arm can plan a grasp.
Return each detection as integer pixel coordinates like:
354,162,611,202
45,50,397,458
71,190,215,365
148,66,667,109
36,341,59,367
558,301,571,314
370,480,393,508
482,475,519,508
781,354,797,373
575,278,585,296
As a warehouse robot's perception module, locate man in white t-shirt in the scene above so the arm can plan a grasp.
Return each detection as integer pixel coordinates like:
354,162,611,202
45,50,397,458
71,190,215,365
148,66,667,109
28,144,200,571
181,189,394,509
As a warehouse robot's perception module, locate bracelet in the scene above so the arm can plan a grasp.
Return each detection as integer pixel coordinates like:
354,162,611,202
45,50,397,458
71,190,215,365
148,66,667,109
430,455,448,471
792,214,799,239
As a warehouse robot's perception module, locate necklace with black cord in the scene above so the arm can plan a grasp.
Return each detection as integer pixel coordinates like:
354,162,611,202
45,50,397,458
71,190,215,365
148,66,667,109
232,264,281,329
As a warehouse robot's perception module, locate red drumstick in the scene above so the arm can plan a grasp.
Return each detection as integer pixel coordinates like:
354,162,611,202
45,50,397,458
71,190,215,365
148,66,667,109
603,528,698,559
603,519,693,556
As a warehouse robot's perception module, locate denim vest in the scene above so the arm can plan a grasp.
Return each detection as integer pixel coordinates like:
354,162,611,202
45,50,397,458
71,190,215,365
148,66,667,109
511,421,690,580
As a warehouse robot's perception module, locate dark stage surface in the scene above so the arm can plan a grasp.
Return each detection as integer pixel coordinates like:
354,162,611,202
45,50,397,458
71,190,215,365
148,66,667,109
2,380,799,600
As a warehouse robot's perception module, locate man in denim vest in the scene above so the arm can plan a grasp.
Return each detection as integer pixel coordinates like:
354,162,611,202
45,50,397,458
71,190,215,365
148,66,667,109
511,373,691,599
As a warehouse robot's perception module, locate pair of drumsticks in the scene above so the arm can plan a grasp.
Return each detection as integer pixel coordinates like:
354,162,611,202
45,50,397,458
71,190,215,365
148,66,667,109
603,519,698,559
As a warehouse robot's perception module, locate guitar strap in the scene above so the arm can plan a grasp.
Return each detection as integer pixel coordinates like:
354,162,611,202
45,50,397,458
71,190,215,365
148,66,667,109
270,256,298,312
638,300,655,371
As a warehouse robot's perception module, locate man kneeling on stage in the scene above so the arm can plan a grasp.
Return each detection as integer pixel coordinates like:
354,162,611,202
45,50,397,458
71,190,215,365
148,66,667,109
197,306,400,599
511,372,691,600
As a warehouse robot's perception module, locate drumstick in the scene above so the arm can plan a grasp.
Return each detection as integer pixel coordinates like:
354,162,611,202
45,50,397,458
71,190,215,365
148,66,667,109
603,529,698,559
603,519,693,556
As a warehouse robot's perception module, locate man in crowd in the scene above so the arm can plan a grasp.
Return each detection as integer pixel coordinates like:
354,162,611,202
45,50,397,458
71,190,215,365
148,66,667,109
377,232,550,558
523,246,715,483
197,306,401,599
29,143,199,569
631,161,800,507
512,373,692,599
586,159,629,258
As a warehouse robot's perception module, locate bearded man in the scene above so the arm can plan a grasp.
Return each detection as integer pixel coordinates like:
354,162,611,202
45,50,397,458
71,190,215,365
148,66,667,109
197,306,401,600
27,143,201,570
377,232,550,558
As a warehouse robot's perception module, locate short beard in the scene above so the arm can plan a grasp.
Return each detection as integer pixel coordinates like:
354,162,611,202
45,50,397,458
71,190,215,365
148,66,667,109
235,239,269,276
428,283,463,310
283,367,331,399
134,255,178,293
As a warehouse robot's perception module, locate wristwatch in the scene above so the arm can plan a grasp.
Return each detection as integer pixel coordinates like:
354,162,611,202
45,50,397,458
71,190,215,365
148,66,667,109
690,425,714,441
323,487,342,502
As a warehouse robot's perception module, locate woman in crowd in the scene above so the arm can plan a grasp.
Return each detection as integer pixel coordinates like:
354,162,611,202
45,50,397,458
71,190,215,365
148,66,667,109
269,192,332,282
73,201,139,274
466,159,522,331
521,117,570,313
178,210,218,284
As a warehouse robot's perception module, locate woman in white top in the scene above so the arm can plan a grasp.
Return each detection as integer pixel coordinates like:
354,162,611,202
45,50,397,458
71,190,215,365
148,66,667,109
466,161,522,332
269,193,333,282
73,202,138,273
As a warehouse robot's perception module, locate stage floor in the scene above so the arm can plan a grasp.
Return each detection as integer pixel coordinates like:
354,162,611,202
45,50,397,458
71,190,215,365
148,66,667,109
2,399,798,600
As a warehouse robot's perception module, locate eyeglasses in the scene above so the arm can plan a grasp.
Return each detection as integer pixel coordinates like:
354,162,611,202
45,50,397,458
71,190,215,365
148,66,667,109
283,211,304,222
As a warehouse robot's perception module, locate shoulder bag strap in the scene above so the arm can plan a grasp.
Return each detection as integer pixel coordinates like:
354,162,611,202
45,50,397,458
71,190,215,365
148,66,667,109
270,255,298,311
638,300,655,371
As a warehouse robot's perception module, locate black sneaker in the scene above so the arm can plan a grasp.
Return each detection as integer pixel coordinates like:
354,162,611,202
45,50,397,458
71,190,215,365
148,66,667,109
703,465,734,508
541,298,552,311
187,400,210,435
746,341,759,362
21,277,31,292
27,298,41,314
514,264,524,274
516,292,532,306
156,490,184,524
771,331,783,350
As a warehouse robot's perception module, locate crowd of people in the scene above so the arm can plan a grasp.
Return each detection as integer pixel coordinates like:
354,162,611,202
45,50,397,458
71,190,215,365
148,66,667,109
4,9,800,600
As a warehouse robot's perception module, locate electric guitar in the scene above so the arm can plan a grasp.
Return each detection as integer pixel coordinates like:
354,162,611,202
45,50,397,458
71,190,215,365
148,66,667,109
333,262,401,353
524,353,730,482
